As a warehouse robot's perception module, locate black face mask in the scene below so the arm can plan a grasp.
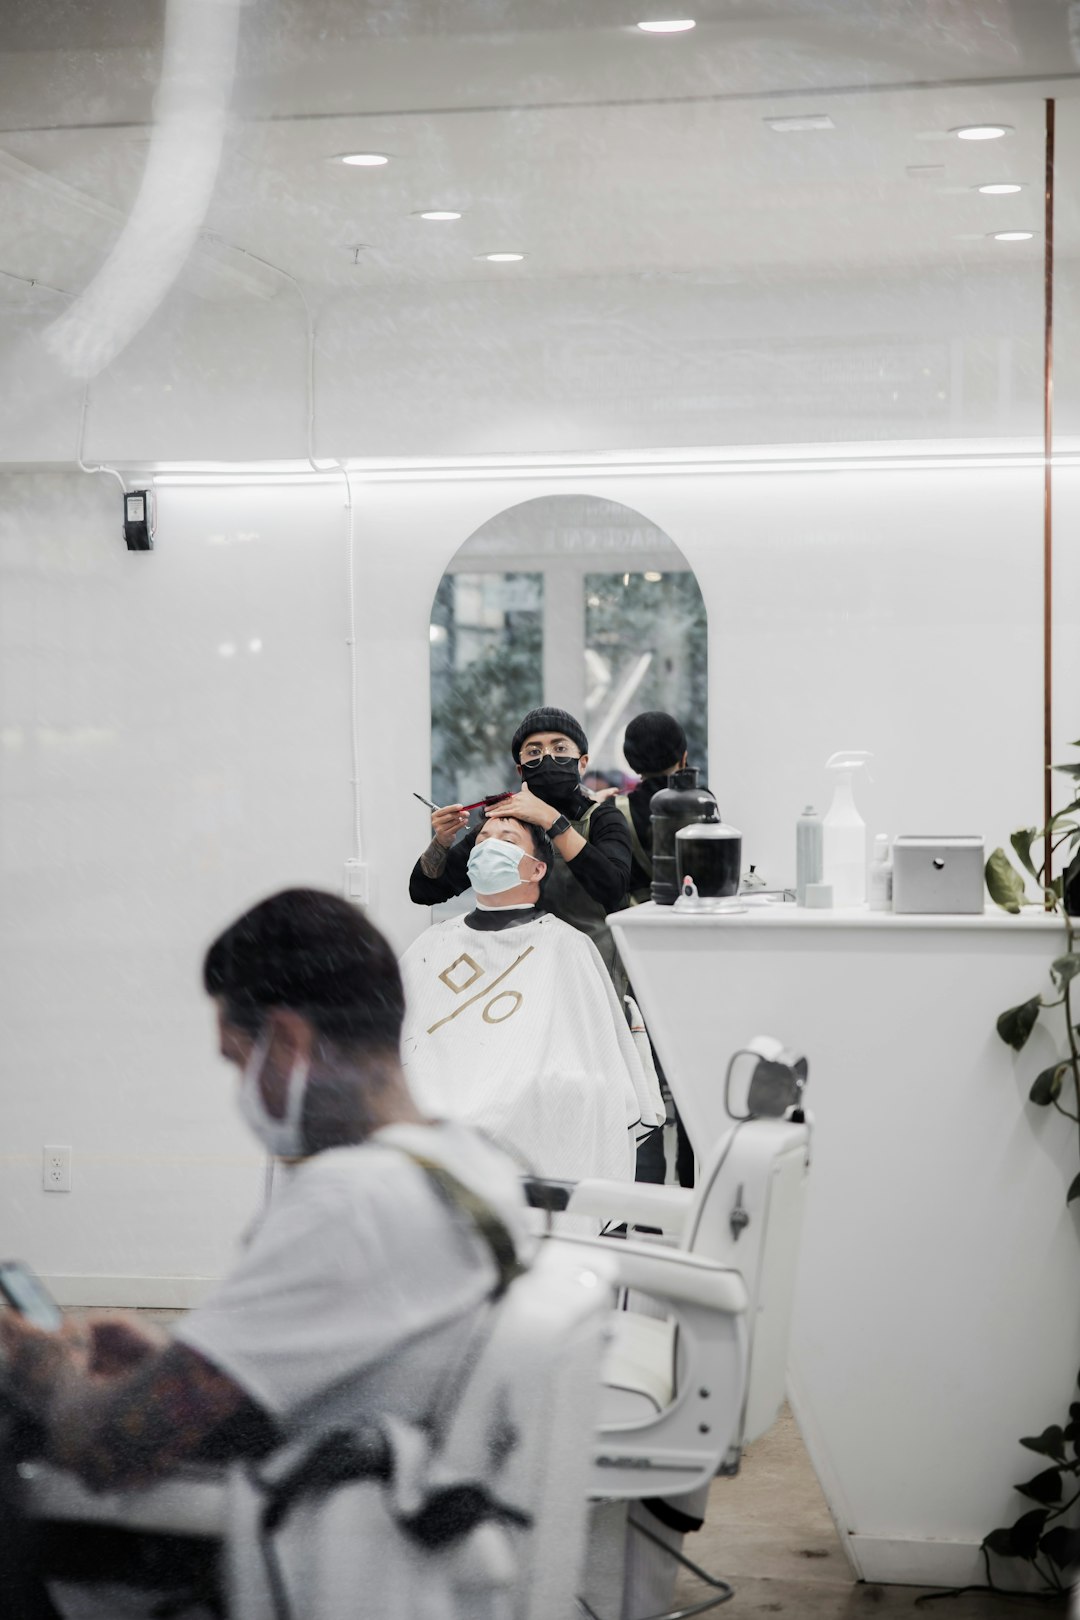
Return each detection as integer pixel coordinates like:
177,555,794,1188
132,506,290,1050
521,755,582,809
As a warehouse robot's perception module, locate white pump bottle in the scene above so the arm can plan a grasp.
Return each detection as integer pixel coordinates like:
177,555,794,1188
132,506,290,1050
822,751,873,908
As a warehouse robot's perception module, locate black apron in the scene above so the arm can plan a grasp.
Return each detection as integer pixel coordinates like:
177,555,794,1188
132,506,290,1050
615,793,653,906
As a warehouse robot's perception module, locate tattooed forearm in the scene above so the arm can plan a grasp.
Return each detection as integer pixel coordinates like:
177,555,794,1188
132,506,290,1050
419,838,450,879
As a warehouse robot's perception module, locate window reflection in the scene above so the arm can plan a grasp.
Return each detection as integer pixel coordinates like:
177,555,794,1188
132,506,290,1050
584,571,707,791
430,571,543,807
429,497,708,814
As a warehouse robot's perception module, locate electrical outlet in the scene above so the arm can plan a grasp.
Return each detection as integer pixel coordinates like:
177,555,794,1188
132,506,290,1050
43,1144,71,1193
344,859,369,906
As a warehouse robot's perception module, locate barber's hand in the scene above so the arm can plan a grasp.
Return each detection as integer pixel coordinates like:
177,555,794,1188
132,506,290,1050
88,1315,166,1377
0,1311,88,1404
431,804,469,848
484,783,557,830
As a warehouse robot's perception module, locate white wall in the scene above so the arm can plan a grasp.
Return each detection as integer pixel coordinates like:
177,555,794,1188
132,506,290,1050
0,259,1064,464
0,474,352,1295
2,454,1073,1297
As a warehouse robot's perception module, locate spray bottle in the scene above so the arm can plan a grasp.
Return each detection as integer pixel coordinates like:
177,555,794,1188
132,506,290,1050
823,751,873,908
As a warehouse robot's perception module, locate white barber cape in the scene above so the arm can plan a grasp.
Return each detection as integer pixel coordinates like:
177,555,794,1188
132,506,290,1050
400,909,665,1184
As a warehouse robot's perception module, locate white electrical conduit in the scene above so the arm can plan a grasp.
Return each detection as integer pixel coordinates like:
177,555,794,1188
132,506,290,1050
42,0,241,379
77,384,127,495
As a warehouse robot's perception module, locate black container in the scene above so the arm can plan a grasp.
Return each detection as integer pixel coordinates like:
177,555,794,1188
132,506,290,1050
676,809,742,900
649,767,719,905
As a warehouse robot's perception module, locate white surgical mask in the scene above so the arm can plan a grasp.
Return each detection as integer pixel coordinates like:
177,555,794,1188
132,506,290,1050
467,837,530,896
237,1033,310,1158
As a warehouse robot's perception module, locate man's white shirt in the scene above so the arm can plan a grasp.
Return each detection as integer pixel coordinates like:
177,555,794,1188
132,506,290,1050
176,1121,528,1419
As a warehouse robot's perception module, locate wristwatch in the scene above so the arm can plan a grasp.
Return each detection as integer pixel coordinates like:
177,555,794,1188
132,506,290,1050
549,814,572,838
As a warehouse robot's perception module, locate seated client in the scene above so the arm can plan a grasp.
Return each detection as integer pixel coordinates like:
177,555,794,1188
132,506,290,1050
400,816,665,1185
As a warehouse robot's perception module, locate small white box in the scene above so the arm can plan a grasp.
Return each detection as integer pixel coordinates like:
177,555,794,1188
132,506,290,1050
892,836,985,914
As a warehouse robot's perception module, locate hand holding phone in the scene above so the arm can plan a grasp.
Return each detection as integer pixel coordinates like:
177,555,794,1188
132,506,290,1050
0,1260,63,1332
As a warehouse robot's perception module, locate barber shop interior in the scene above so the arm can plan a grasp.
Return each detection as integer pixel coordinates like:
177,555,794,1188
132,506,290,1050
3,2,1080,1617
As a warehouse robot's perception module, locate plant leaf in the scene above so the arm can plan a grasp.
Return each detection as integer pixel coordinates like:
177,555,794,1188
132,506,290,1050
996,997,1042,1051
1012,1508,1052,1559
1029,1067,1065,1106
1020,1425,1068,1462
1053,763,1080,778
986,849,1030,914
1040,1525,1080,1570
982,1526,1016,1557
1069,1172,1080,1205
1010,828,1041,881
1052,956,1080,988
1014,1468,1063,1504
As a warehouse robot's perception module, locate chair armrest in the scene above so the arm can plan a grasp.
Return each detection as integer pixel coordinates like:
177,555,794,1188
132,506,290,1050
551,1234,747,1316
522,1173,694,1235
21,1460,228,1538
567,1181,694,1235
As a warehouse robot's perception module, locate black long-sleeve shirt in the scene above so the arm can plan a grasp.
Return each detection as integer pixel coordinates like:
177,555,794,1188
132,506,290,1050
408,795,632,914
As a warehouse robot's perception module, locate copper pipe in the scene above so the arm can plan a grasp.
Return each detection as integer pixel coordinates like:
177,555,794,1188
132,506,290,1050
1043,98,1055,897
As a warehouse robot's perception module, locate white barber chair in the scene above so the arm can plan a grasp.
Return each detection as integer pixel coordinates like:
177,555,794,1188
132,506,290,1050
24,1240,617,1620
535,1041,812,1620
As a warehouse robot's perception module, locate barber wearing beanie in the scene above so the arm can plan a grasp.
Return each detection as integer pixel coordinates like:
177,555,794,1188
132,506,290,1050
409,706,632,985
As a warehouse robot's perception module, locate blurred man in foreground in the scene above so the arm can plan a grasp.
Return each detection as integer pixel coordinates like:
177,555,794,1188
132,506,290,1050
1,890,528,1614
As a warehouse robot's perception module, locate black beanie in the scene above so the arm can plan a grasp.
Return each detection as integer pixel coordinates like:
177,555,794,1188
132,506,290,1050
510,707,588,761
623,711,687,777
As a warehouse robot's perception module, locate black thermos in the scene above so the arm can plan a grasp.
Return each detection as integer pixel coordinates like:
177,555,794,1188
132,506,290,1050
649,767,719,905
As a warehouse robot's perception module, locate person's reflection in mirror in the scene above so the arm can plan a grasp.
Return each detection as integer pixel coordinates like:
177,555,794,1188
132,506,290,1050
614,712,698,1190
400,815,664,1207
409,707,632,990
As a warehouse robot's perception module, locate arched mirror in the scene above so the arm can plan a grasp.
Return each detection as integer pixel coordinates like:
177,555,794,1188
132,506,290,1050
430,494,707,808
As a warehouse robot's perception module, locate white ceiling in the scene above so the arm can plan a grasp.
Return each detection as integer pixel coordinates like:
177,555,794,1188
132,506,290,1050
0,0,1077,307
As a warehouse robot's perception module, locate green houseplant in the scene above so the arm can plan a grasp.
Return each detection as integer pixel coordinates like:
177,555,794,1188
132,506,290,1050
978,745,1080,1597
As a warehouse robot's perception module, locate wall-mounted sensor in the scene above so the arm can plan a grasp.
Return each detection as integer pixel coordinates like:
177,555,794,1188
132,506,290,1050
123,489,154,551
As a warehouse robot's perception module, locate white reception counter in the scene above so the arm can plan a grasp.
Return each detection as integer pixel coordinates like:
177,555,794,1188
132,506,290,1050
610,902,1077,1589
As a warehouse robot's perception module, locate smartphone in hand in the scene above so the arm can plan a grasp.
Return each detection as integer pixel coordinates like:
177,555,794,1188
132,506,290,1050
0,1261,63,1332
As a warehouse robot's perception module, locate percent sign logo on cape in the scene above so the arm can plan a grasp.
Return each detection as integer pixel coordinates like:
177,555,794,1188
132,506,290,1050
428,948,536,1033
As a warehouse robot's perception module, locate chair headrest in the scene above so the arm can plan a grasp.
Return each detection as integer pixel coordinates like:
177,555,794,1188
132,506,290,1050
725,1036,808,1121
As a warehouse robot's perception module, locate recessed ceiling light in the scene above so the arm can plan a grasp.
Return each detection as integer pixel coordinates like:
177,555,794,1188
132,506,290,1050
990,230,1034,241
637,18,696,32
340,152,389,166
765,114,835,133
643,571,663,583
416,210,462,221
478,252,525,262
977,182,1023,194
952,125,1011,141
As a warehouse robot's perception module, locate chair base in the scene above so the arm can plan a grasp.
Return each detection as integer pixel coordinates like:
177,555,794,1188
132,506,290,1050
577,1515,734,1620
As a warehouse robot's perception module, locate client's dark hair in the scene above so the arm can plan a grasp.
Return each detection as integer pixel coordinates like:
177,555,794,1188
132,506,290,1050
522,820,555,871
203,888,404,1054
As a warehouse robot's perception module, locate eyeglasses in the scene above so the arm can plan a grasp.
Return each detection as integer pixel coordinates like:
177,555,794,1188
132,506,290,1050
520,742,579,764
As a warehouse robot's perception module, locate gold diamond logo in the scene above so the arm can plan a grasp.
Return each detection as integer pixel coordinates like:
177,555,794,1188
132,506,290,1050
439,953,484,994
